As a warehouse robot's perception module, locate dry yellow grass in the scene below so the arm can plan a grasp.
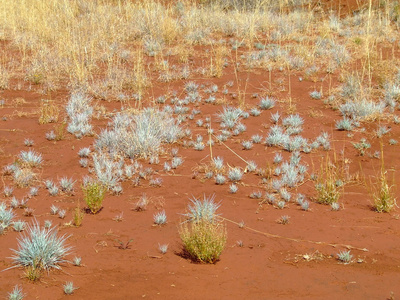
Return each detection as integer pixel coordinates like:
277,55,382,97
0,0,396,104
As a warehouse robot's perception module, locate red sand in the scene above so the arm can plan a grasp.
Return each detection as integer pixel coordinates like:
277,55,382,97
1,1,400,299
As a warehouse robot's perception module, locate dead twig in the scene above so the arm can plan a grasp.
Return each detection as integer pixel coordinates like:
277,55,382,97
219,216,368,252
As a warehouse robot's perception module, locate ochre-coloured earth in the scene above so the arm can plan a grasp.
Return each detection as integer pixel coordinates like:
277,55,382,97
1,0,400,299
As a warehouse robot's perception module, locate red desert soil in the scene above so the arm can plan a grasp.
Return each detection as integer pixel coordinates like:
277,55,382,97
1,1,400,299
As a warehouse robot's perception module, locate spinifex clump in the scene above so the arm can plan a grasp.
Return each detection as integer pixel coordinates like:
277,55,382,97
11,221,71,281
179,195,226,263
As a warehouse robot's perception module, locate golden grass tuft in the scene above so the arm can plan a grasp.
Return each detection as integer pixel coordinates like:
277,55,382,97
179,220,227,264
82,181,106,214
315,154,343,205
39,99,59,124
370,153,397,213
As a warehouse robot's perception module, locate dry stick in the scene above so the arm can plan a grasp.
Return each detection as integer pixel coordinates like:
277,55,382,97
365,0,373,89
208,116,213,160
219,216,369,252
212,133,249,165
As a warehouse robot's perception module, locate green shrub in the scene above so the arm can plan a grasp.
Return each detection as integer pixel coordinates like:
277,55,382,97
82,180,106,214
179,220,227,264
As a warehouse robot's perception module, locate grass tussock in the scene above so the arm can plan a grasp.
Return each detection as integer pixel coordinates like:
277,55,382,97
38,99,59,124
315,155,342,205
82,180,106,214
179,220,227,264
73,206,84,227
11,221,71,280
370,155,397,213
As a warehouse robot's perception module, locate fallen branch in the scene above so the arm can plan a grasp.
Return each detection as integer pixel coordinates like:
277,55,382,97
219,216,369,252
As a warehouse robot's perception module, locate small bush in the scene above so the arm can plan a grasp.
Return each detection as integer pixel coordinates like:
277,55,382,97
179,220,227,264
13,220,26,232
3,186,13,197
241,140,253,150
229,184,238,194
82,180,106,214
13,167,37,187
331,202,340,211
352,138,371,156
212,156,224,170
66,92,93,138
277,215,290,224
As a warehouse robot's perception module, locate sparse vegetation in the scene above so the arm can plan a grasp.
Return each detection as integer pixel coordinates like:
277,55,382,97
0,0,399,297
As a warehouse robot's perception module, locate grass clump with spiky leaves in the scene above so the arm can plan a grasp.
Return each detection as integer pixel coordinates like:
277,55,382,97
0,202,15,232
183,194,221,223
10,221,71,281
63,282,78,295
7,285,25,300
337,250,353,264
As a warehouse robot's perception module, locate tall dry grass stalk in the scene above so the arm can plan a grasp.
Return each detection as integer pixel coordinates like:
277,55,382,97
0,0,396,103
38,99,59,124
315,153,343,205
368,149,397,213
